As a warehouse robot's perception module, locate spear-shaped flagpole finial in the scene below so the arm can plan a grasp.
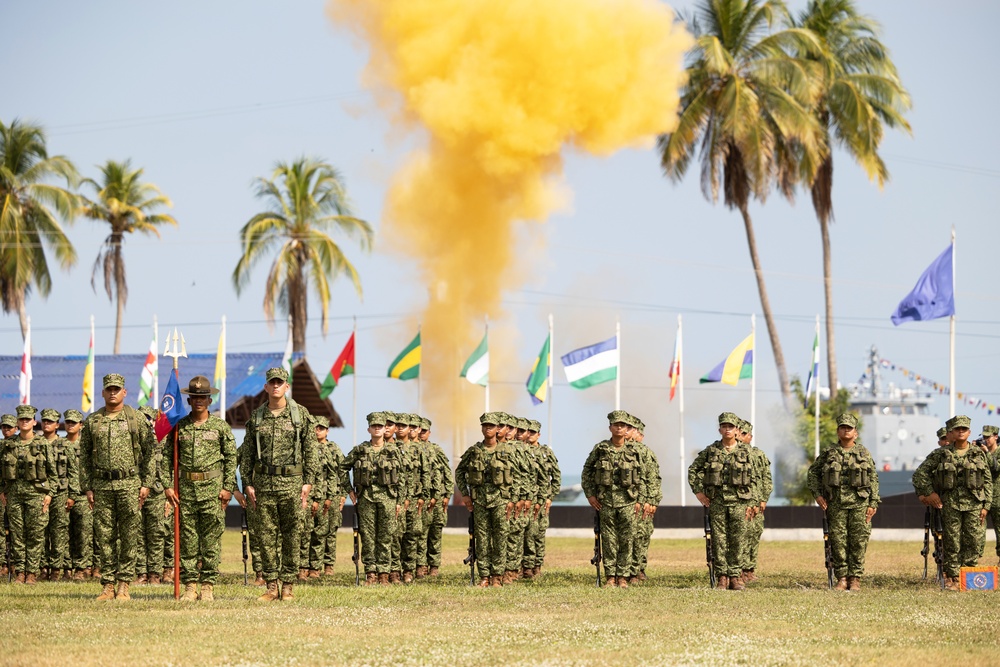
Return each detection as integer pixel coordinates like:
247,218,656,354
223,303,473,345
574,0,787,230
164,327,188,371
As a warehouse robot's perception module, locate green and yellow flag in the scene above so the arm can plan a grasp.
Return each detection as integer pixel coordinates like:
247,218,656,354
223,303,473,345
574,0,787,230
387,331,421,381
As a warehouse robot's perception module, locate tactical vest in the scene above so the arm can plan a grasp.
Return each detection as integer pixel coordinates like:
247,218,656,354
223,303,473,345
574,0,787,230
823,446,873,494
52,441,70,492
1,441,48,483
935,448,988,498
466,446,512,488
594,445,642,497
353,444,399,492
703,445,753,500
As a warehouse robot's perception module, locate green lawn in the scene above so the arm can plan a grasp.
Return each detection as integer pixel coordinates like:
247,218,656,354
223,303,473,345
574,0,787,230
2,531,998,666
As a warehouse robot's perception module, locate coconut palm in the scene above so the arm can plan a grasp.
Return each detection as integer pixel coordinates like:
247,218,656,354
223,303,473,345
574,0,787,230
80,160,177,353
795,0,911,392
658,0,825,409
232,157,373,354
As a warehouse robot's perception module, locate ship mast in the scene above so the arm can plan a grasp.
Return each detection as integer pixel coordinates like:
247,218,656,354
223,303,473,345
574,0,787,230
868,345,882,399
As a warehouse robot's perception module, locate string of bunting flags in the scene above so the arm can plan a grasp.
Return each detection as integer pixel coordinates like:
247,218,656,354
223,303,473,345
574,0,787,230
859,358,997,415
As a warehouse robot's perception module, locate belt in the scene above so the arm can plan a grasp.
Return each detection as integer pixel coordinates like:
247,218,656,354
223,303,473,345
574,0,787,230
96,467,137,481
181,468,222,481
254,463,303,477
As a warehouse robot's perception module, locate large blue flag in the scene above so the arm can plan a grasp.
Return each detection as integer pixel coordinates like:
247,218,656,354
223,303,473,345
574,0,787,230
891,245,955,325
154,371,187,441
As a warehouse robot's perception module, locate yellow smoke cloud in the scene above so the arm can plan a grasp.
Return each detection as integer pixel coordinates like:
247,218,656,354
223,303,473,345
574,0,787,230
328,0,691,454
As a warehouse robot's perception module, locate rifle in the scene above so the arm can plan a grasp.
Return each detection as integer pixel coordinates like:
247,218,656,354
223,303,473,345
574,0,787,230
589,511,602,587
931,508,944,589
462,510,476,585
351,508,361,586
703,506,716,588
4,509,11,584
822,511,835,589
920,506,930,580
241,508,249,586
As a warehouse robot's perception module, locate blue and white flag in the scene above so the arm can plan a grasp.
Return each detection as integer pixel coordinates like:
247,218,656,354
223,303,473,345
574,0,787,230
891,245,955,325
804,332,819,408
561,336,618,389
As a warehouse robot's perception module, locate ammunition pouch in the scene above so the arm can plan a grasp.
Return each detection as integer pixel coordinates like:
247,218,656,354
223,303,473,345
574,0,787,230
467,457,485,486
376,460,398,487
935,459,957,491
823,460,842,489
617,459,641,488
596,459,613,487
730,457,752,487
704,460,723,488
489,457,512,487
848,461,870,489
1,452,15,481
354,458,374,487
963,461,985,490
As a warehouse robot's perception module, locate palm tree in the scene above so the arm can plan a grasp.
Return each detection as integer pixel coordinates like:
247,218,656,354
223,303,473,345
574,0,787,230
795,0,911,392
232,157,373,354
658,0,825,409
80,160,177,353
0,118,79,338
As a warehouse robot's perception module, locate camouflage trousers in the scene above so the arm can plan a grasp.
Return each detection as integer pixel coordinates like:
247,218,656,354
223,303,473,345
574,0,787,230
6,489,50,575
825,505,871,578
709,502,753,578
600,504,637,578
392,505,422,573
941,505,986,578
358,493,397,574
93,487,141,584
522,509,540,569
533,508,551,568
245,501,262,573
323,505,343,567
740,509,765,572
473,504,509,578
631,513,654,574
43,493,71,571
506,510,530,572
257,490,303,584
298,505,329,571
136,493,165,575
179,495,226,584
419,503,446,569
991,508,1000,559
69,495,93,570
163,505,175,571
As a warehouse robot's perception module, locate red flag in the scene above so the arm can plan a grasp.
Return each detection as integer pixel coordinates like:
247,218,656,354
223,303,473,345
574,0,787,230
668,327,681,401
320,333,355,399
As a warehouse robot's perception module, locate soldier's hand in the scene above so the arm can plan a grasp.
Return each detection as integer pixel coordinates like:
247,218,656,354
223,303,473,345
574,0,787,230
86,490,94,510
442,496,451,509
246,486,258,510
338,497,345,511
695,492,710,508
139,487,149,509
417,498,424,515
815,496,828,511
300,484,312,510
462,495,473,512
865,506,877,523
924,492,943,509
323,499,332,515
545,499,552,516
349,491,357,505
233,489,246,509
981,508,989,524
219,489,232,507
311,501,319,516
634,502,642,516
396,504,402,518
428,498,436,509
66,497,75,511
744,505,756,521
42,495,51,514
165,487,180,508
0,492,5,507
587,496,601,511
505,502,515,520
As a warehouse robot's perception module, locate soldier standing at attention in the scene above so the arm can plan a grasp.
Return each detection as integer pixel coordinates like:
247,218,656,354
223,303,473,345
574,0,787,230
505,416,537,584
688,412,757,591
629,417,660,584
582,410,646,588
39,408,77,581
240,367,319,602
134,405,167,586
237,434,264,586
526,419,559,579
398,413,429,584
740,419,771,584
417,417,451,578
1,405,56,584
343,412,403,585
982,425,1000,565
0,414,12,579
63,410,93,580
912,415,992,591
79,374,156,601
314,415,346,578
166,375,237,601
297,415,329,582
807,413,879,590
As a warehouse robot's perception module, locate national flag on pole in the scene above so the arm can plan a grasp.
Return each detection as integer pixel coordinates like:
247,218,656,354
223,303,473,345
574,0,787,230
388,331,421,380
320,333,356,399
19,322,32,405
668,327,681,401
460,331,489,387
700,333,754,385
561,335,618,390
154,372,187,441
82,329,95,413
138,338,158,407
281,324,294,384
891,244,955,325
526,334,551,405
804,331,820,408
212,326,225,407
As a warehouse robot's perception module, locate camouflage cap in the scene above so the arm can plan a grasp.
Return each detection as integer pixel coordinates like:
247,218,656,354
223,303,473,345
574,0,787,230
936,427,948,439
608,410,630,425
950,415,972,429
366,411,387,426
103,373,126,389
15,404,36,419
313,415,330,429
743,421,752,435
0,414,15,427
983,425,999,436
40,408,61,422
265,367,288,382
138,406,157,422
420,417,431,430
480,412,502,425
944,417,957,430
407,413,422,427
383,412,397,424
528,419,541,433
735,418,747,433
516,417,530,430
718,411,739,426
836,413,859,429
63,409,84,423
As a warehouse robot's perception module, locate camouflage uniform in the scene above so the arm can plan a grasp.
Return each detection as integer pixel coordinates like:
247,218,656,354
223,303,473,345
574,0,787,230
981,426,1000,561
40,408,78,578
0,406,56,580
807,414,880,584
421,434,452,574
298,418,334,576
135,407,167,582
631,424,661,580
393,418,429,580
321,434,347,574
79,376,157,591
237,441,263,578
0,414,13,578
63,410,93,577
741,422,771,579
527,422,559,575
504,416,537,580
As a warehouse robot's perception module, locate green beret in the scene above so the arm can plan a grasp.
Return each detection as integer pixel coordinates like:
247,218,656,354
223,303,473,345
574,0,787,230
608,410,630,425
718,412,739,426
0,414,16,427
15,405,36,419
950,415,971,429
265,367,289,382
313,415,330,429
40,408,61,422
366,411,387,426
528,420,541,432
983,425,999,436
103,373,125,389
836,413,859,429
64,409,84,423
421,417,431,430
936,427,948,439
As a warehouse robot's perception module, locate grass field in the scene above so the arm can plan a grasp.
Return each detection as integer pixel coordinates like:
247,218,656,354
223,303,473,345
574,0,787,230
2,530,999,666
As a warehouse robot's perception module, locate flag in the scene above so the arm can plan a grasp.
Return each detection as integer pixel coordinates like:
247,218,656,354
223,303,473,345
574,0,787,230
281,325,294,384
561,335,618,389
154,372,187,441
803,331,820,408
19,324,32,405
212,326,225,407
387,331,421,380
668,327,681,401
526,334,551,405
459,331,489,387
891,245,955,325
320,333,356,399
82,330,95,413
700,333,754,385
138,338,158,407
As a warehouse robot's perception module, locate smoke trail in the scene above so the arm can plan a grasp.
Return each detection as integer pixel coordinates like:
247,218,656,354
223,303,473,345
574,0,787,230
329,0,691,454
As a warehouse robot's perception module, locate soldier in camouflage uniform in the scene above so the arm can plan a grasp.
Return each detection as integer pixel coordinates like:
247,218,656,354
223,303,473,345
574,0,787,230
582,410,648,588
629,416,661,584
237,438,264,585
688,412,758,591
0,405,56,584
807,413,880,590
343,411,403,585
38,408,76,580
395,413,430,584
63,410,93,580
505,415,539,583
982,425,999,565
740,419,771,584
298,415,336,580
524,419,559,579
913,415,992,591
166,375,238,601
456,412,516,587
134,405,167,586
416,417,451,577
240,367,319,602
0,414,14,579
79,374,157,601
314,416,346,577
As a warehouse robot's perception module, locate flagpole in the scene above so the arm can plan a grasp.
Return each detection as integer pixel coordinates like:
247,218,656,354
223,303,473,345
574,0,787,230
352,316,358,447
21,316,31,405
220,315,227,417
484,315,490,413
153,316,159,411
677,315,686,507
750,314,756,430
814,314,821,459
547,313,554,449
163,328,187,600
949,227,956,416
615,317,621,411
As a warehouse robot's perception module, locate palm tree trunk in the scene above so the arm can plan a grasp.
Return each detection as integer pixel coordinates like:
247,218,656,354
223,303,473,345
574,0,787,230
738,201,792,410
290,268,308,354
114,287,124,355
819,211,837,392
